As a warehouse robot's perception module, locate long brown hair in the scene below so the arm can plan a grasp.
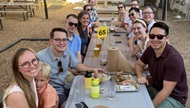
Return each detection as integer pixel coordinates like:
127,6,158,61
12,48,37,108
77,11,90,39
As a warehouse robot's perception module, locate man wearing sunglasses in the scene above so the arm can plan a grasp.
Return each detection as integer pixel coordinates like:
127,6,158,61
65,14,82,64
124,0,142,30
37,27,105,108
135,22,188,108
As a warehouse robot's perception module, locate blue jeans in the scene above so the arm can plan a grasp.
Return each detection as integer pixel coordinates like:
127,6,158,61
58,88,70,108
58,94,67,108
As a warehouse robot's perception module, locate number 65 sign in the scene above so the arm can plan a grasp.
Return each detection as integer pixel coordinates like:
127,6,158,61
97,26,108,39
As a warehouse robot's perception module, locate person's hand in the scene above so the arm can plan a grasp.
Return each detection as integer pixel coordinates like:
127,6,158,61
93,68,105,73
95,22,99,27
137,76,149,86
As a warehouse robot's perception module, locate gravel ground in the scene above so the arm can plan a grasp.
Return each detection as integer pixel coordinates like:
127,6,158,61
0,3,190,107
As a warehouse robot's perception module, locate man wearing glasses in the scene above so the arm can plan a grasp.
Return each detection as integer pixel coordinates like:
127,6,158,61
142,6,156,33
135,22,188,108
37,28,104,107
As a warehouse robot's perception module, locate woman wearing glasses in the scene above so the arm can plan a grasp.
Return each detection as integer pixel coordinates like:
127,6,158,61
77,11,90,59
117,3,126,25
3,48,39,108
128,19,149,58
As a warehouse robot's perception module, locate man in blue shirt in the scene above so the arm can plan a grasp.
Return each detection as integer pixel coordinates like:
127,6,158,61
37,28,104,108
65,14,82,63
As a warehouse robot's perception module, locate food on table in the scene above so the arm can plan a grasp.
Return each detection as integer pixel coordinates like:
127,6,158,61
115,71,139,89
92,72,111,83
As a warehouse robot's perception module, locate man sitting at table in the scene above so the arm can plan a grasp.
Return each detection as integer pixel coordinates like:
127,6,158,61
135,22,188,108
142,6,156,33
65,14,82,76
37,27,104,108
124,0,142,30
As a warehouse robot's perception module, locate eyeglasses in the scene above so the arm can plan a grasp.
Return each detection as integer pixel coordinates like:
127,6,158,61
149,34,167,40
129,13,135,17
142,12,153,15
58,61,63,72
130,4,139,7
68,22,78,27
53,38,67,43
20,58,39,69
86,8,93,11
117,6,123,9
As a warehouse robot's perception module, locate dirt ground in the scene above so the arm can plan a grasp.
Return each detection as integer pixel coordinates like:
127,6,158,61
0,2,190,107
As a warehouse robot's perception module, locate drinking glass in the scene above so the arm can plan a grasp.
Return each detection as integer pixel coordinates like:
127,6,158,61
94,47,100,58
108,76,116,100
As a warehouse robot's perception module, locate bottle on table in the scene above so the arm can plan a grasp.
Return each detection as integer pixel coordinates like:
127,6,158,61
85,71,92,89
91,78,100,99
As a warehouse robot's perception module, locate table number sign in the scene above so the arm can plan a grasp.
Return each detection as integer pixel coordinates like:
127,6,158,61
97,26,108,39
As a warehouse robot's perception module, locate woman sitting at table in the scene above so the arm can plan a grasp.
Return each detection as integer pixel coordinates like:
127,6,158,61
83,4,94,36
117,2,131,30
3,48,39,108
128,19,149,58
88,0,99,27
77,11,90,60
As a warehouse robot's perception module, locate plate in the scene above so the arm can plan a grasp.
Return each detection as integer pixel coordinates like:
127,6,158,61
115,74,139,92
116,84,139,92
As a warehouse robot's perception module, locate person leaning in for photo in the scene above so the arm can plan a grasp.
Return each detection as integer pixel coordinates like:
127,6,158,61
127,7,140,39
77,11,91,59
128,19,149,58
142,6,156,33
135,22,188,108
35,62,58,108
37,27,104,108
65,14,82,77
3,48,39,108
88,0,99,27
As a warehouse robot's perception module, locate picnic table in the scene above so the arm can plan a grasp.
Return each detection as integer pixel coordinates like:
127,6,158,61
66,26,154,107
0,1,36,20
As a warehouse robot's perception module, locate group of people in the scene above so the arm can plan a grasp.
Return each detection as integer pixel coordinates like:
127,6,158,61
116,0,188,108
2,0,188,108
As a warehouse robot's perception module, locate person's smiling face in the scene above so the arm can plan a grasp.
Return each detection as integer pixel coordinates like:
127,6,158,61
129,10,139,22
79,14,90,27
149,27,168,50
18,50,39,81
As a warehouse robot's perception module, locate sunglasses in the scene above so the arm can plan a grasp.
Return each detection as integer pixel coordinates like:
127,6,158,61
86,8,93,11
68,22,78,27
149,34,167,40
129,13,135,17
117,6,123,9
58,61,63,72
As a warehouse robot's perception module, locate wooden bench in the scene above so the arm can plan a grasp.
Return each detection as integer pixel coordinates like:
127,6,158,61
0,10,28,21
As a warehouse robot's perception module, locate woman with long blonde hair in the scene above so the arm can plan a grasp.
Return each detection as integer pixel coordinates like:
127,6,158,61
3,48,39,108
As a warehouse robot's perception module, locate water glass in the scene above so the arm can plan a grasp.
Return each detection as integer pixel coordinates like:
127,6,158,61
108,77,116,100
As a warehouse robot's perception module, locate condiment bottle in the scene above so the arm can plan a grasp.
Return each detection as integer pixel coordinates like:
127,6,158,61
85,71,92,89
91,78,100,98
